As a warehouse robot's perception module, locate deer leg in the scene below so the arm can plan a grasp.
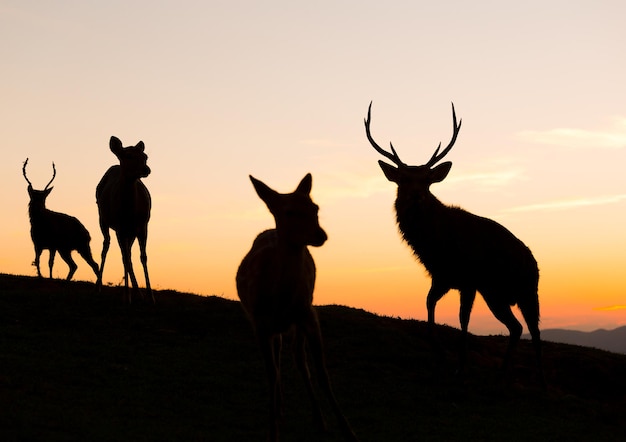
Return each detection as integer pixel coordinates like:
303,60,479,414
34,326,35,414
97,226,111,291
301,311,358,442
48,249,56,278
59,249,77,281
137,229,154,303
458,289,477,373
33,247,43,278
115,234,136,303
426,281,449,328
78,245,100,279
293,324,326,432
485,300,523,374
259,333,281,442
519,299,545,388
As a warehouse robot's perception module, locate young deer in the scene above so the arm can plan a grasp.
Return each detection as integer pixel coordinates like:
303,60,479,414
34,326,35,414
95,136,153,303
22,159,100,281
236,174,358,442
365,102,543,381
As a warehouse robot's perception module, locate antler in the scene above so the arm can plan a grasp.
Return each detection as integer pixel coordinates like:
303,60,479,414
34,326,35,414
23,158,56,189
44,162,57,190
425,102,462,168
364,101,407,167
22,158,33,187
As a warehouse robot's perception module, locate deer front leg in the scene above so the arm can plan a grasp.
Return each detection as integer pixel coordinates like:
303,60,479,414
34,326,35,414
33,247,43,278
97,226,110,291
426,281,449,329
48,249,56,278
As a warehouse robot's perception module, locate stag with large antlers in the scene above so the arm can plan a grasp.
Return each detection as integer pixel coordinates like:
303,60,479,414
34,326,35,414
236,174,358,442
95,136,153,303
23,159,100,280
365,102,543,381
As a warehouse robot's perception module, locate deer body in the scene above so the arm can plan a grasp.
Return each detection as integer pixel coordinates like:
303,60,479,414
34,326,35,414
366,103,542,380
95,136,153,303
23,159,99,280
236,174,357,442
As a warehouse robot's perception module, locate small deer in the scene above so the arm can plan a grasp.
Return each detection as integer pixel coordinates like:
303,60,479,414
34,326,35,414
365,102,543,381
22,158,100,281
236,174,358,442
95,136,153,303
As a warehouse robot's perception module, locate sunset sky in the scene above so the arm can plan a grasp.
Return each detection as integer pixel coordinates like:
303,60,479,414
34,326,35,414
1,1,624,335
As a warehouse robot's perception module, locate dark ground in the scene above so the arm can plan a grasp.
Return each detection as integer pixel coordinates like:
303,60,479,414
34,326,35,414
0,273,624,441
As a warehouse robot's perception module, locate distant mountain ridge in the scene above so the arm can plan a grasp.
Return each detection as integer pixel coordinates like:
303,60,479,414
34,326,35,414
524,326,626,354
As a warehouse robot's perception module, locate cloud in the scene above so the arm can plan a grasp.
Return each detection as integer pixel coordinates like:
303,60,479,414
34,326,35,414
593,305,626,312
444,168,525,189
518,117,626,149
504,194,626,213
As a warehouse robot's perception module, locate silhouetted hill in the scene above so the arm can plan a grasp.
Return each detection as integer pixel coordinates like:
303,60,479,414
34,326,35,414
0,273,625,441
524,327,626,355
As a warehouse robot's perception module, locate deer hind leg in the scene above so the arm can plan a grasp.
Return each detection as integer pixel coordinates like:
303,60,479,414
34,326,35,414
301,311,358,442
458,288,477,373
519,298,545,387
78,244,100,279
58,249,77,281
259,333,282,442
485,299,523,373
137,229,154,303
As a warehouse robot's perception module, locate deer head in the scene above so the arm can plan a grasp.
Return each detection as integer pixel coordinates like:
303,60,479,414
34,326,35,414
23,158,57,207
365,102,462,199
250,173,327,247
109,136,151,179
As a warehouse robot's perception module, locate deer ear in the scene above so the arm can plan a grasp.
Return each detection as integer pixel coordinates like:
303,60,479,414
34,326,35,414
136,141,145,152
250,175,279,211
430,161,452,183
378,160,400,183
110,136,123,155
295,173,312,195
44,187,53,196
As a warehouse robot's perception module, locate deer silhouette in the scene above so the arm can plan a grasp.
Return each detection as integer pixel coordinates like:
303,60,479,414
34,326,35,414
95,136,153,303
22,158,99,281
236,174,358,442
365,102,543,381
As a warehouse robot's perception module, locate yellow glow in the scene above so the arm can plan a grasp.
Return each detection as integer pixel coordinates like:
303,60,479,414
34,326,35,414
1,2,625,335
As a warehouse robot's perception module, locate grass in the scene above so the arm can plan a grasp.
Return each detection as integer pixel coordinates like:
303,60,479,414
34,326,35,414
0,273,624,441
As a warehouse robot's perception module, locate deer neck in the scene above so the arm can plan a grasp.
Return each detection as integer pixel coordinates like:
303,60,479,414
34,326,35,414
28,201,48,219
395,190,448,248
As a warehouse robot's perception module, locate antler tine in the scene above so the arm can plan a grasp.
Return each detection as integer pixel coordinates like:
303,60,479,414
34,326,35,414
426,102,462,167
365,101,406,167
22,158,33,187
44,162,57,190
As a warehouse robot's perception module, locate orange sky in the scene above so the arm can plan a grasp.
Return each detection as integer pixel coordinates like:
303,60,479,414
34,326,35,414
1,1,625,335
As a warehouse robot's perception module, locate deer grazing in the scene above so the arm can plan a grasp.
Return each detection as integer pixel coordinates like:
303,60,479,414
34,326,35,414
236,174,358,442
95,136,153,303
22,158,100,281
364,102,543,381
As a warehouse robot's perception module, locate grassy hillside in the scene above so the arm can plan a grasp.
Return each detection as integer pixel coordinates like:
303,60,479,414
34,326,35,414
0,273,624,441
